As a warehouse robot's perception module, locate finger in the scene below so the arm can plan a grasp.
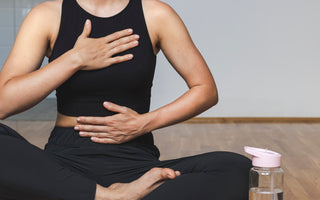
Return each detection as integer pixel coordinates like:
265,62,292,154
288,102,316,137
80,19,92,38
77,116,106,125
79,131,110,138
109,40,139,56
91,137,120,144
175,171,181,177
107,54,134,65
108,34,139,49
103,102,128,113
75,124,108,133
104,28,134,43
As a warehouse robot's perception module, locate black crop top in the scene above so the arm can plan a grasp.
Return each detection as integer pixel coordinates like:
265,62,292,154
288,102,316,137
49,0,156,117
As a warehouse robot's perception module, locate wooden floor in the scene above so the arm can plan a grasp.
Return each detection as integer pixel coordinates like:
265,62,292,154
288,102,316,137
0,120,319,200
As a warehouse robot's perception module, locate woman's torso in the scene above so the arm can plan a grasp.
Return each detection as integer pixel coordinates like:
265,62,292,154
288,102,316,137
46,0,159,127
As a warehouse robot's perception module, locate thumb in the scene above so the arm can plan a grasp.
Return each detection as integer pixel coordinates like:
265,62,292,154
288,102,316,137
80,19,92,38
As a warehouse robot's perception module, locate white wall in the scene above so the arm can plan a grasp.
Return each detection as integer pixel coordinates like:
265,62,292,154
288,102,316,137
1,0,320,117
152,0,320,117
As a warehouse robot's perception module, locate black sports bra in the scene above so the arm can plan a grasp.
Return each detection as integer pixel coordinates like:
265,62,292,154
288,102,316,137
49,0,156,117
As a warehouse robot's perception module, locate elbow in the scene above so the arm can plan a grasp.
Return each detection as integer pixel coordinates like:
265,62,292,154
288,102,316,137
0,113,8,120
210,93,219,108
0,107,9,120
205,79,219,108
213,88,219,105
0,86,14,120
207,88,219,109
0,99,10,120
197,84,219,110
212,93,219,106
212,83,219,105
0,109,9,120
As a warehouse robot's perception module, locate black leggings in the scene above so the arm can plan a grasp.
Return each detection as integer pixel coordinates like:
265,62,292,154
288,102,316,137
0,123,251,200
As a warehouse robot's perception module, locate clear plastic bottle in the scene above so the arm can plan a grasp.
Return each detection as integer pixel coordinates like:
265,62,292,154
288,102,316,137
245,146,284,200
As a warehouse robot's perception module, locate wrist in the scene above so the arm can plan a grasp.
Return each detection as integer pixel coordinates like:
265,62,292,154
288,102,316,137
66,49,84,70
139,112,159,133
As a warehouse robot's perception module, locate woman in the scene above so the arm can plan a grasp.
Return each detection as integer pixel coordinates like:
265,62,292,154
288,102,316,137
0,0,251,199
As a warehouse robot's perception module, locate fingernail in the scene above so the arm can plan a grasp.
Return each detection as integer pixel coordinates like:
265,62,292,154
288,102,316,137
128,54,134,59
134,35,140,39
74,126,79,130
79,132,85,135
77,118,81,122
128,28,133,33
85,19,90,25
103,102,109,106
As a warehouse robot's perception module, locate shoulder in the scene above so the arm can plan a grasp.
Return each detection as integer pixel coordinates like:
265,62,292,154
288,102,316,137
141,0,187,42
141,0,173,11
22,0,62,29
20,0,61,29
27,0,62,19
141,0,184,35
20,0,62,42
141,0,178,22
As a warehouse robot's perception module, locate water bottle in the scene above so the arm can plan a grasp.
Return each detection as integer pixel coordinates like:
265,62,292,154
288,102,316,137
244,146,284,200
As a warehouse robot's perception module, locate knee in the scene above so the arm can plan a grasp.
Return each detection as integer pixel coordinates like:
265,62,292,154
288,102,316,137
0,123,26,141
200,151,252,173
220,151,252,172
208,152,251,199
189,152,251,200
224,151,252,169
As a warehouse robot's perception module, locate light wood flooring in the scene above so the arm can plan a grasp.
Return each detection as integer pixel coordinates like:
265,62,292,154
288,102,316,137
0,119,319,200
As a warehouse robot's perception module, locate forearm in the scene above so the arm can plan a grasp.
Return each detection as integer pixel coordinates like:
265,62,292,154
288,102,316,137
0,50,80,119
142,84,218,133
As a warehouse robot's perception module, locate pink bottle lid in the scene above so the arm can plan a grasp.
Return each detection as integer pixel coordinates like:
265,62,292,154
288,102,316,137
244,146,281,168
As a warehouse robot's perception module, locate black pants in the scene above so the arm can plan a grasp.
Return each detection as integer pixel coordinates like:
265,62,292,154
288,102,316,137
0,123,251,200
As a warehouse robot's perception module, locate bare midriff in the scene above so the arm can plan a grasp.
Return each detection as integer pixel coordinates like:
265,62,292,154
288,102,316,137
55,112,78,127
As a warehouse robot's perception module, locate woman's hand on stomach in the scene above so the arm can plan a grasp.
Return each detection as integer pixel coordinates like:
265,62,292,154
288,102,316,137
73,102,150,144
71,19,139,71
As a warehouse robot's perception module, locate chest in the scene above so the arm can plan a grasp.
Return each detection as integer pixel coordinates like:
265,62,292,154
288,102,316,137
49,0,157,94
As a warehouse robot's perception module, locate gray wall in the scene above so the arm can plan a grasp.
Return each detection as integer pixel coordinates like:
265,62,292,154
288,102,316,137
1,0,320,117
0,0,47,68
152,0,320,117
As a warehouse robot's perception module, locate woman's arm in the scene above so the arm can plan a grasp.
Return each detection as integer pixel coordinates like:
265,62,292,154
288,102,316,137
141,1,218,131
0,2,56,119
0,1,139,119
75,0,218,144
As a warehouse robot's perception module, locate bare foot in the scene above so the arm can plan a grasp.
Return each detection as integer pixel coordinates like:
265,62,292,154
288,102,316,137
95,167,181,200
